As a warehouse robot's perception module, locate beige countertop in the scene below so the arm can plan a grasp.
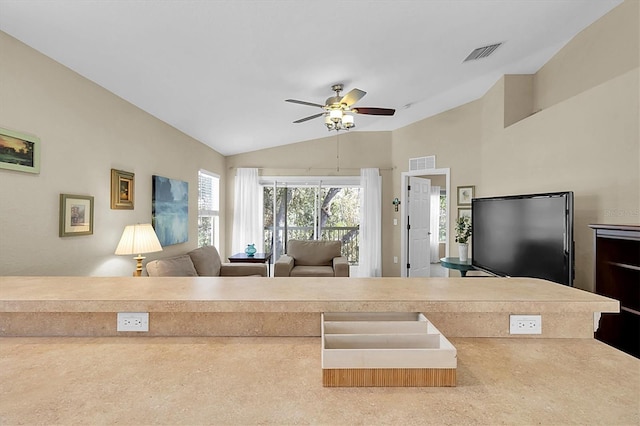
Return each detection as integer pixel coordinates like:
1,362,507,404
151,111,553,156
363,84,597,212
1,336,637,425
1,276,635,424
0,276,618,313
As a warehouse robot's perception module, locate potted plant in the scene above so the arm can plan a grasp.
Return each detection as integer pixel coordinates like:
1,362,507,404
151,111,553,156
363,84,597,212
455,216,472,261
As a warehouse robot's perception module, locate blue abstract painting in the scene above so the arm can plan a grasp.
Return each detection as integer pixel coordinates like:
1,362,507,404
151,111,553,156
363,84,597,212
152,175,188,246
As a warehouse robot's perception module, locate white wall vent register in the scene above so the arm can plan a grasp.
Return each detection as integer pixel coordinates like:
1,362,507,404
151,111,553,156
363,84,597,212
409,156,436,171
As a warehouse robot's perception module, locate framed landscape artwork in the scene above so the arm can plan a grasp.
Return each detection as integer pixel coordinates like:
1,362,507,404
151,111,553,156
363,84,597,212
111,169,134,210
152,175,188,246
59,194,94,237
0,127,41,174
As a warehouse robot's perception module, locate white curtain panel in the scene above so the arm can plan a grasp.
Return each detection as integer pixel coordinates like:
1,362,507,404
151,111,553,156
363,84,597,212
232,168,264,254
430,186,441,263
358,168,382,277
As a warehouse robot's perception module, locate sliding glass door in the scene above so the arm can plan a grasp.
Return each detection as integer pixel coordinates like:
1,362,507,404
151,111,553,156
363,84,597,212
262,177,360,264
319,186,360,264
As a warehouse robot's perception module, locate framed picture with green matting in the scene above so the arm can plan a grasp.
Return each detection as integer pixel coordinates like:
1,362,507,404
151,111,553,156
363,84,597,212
59,194,94,237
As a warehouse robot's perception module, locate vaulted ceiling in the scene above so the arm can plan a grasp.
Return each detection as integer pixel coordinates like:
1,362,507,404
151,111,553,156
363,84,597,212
0,0,623,155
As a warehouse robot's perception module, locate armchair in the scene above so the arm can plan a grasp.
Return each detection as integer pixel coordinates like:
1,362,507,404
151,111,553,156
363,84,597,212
274,240,349,277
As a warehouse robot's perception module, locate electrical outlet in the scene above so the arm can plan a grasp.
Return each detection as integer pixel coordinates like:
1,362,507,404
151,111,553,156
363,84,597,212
393,256,398,264
509,315,542,335
117,312,149,332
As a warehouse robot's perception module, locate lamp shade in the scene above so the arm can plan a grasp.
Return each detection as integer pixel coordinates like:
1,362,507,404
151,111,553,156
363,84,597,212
329,109,343,122
115,224,163,255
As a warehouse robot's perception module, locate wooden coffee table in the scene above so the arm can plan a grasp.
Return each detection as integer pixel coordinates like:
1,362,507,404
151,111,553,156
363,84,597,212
228,252,273,276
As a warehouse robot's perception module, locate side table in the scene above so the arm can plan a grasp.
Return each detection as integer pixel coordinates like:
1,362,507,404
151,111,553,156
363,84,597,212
440,257,474,277
228,252,273,276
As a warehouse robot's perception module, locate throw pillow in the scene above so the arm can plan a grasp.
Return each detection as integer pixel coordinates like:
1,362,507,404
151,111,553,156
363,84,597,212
188,246,222,276
151,255,198,277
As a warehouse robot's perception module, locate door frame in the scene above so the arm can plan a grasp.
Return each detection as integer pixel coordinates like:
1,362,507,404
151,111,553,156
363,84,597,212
400,168,451,277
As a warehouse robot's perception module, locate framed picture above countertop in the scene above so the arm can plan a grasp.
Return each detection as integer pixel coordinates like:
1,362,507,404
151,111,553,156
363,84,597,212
152,175,188,246
457,185,475,205
0,127,40,174
59,194,94,237
111,169,134,210
458,207,471,220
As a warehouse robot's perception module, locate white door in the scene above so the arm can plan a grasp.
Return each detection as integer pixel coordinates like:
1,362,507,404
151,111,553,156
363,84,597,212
408,177,431,277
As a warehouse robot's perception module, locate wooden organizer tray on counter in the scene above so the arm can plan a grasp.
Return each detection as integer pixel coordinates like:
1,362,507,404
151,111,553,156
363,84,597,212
321,312,457,387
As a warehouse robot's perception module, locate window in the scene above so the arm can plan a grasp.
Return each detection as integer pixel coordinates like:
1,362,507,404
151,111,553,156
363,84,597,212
198,170,220,248
439,192,447,242
261,177,360,264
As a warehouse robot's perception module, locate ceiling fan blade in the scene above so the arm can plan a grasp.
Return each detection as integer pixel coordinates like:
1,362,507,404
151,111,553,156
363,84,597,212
340,88,366,106
286,99,325,108
293,112,325,123
353,107,396,116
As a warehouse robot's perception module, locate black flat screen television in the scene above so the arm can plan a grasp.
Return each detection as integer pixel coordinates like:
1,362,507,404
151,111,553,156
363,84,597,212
471,191,574,286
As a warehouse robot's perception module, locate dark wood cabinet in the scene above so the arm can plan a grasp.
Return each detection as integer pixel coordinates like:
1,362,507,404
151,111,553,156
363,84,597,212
589,224,639,358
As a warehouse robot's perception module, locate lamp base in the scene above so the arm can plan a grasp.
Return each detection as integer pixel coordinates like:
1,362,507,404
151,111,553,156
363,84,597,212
133,255,145,277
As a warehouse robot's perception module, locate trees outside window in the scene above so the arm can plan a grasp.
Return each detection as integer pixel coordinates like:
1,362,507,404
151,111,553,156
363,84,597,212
263,180,360,264
198,170,219,248
439,193,447,242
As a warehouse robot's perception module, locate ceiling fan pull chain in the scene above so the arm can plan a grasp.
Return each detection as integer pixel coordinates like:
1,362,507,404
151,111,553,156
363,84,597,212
336,133,340,172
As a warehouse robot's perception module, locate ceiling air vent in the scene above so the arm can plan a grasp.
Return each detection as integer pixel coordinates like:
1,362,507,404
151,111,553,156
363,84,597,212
463,43,502,62
409,156,436,172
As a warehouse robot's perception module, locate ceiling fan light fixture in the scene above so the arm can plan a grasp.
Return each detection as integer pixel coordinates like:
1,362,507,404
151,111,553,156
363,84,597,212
325,114,335,130
329,108,343,123
287,84,394,131
342,114,355,129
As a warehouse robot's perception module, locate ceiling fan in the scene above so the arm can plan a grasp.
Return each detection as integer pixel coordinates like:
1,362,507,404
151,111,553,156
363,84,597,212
286,84,395,131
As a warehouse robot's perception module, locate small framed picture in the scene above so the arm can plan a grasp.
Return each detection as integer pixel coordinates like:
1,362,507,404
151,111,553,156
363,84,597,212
457,185,475,205
0,127,41,174
458,207,472,220
59,194,94,237
111,169,134,210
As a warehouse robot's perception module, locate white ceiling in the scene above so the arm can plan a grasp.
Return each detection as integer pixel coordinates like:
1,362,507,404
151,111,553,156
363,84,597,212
0,0,622,156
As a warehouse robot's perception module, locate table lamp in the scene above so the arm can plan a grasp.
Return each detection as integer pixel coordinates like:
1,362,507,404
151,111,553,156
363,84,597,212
115,223,163,277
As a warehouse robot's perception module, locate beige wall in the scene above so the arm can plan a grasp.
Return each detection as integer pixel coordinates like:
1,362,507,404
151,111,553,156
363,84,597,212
534,0,639,111
504,74,534,127
1,1,637,289
389,100,483,276
0,32,226,276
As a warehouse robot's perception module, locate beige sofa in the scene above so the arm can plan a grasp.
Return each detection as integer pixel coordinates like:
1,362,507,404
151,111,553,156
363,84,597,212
146,246,267,277
274,240,349,277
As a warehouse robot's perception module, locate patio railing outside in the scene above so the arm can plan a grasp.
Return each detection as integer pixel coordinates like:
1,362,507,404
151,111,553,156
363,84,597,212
264,226,359,265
